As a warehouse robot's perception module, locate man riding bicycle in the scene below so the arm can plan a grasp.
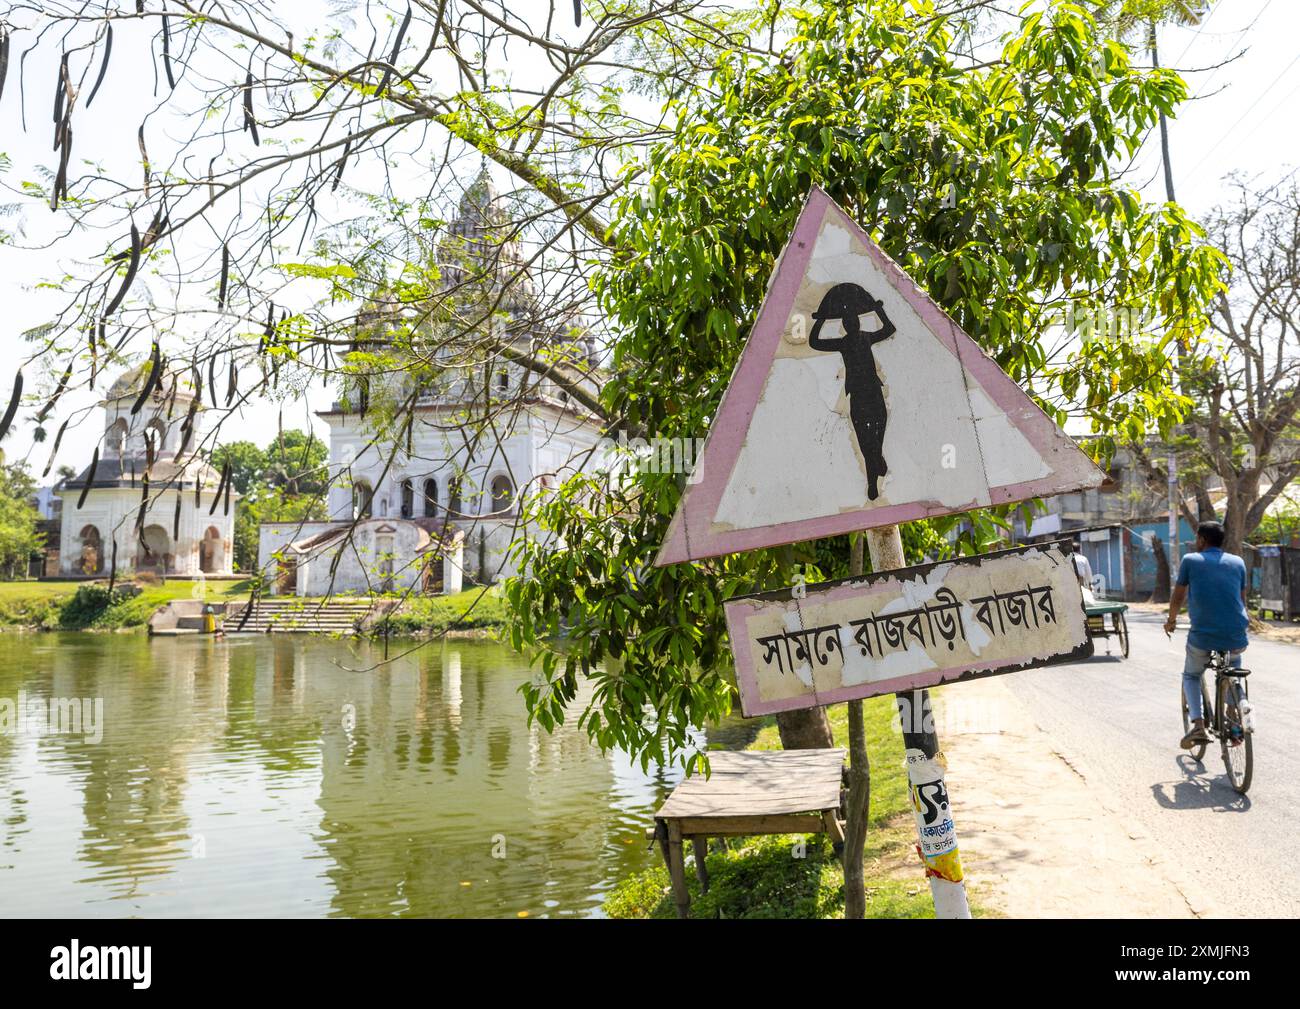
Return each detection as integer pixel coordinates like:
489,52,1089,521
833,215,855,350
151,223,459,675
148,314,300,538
1163,521,1249,750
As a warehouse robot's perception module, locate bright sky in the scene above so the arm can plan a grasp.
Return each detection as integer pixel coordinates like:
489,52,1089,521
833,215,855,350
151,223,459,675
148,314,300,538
1,0,1297,484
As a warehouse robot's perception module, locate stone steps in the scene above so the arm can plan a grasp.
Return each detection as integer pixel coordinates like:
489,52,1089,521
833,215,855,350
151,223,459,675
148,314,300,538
227,598,383,635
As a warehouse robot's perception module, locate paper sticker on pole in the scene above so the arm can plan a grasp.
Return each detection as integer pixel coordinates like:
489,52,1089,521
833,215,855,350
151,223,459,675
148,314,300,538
723,541,1092,717
654,187,1103,566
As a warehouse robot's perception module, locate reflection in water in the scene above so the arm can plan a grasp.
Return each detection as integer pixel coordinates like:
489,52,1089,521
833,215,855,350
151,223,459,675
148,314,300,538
0,634,702,918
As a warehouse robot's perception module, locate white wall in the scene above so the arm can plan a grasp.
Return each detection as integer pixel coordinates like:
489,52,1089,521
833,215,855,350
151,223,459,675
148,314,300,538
57,486,235,577
258,520,466,597
255,397,608,594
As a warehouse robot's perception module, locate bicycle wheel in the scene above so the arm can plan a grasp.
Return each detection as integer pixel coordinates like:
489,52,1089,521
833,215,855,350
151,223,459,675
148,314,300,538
1219,677,1253,794
1116,612,1130,658
1181,685,1208,762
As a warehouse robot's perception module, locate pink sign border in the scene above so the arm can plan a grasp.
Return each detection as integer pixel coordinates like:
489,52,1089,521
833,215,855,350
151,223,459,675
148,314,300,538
655,186,1103,566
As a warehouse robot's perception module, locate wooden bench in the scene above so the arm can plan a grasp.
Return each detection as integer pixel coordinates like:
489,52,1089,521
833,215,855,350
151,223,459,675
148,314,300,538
652,748,848,918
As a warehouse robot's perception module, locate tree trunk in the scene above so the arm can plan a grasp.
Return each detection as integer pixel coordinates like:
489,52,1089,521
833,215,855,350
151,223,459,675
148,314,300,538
774,708,834,750
1151,26,1178,204
1223,502,1247,557
1149,532,1171,604
1196,485,1217,523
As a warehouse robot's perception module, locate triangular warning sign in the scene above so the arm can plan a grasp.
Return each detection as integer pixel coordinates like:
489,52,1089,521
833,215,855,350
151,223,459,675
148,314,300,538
655,187,1103,567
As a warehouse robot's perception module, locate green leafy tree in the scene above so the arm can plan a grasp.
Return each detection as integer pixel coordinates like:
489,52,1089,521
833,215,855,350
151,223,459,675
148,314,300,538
262,430,328,496
508,0,1225,772
216,430,329,570
233,486,328,573
0,462,45,579
210,442,268,497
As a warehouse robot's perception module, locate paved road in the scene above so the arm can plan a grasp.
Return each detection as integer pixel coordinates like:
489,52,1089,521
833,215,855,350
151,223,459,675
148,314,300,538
999,607,1300,917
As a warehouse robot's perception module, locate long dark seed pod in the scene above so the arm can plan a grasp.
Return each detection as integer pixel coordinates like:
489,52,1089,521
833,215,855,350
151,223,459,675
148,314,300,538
130,341,162,415
208,461,230,515
43,418,69,477
0,370,22,442
86,24,112,107
137,473,149,529
173,494,182,540
217,242,229,307
89,319,103,386
208,353,218,407
332,136,351,191
145,429,156,469
177,397,198,458
194,470,203,508
574,0,582,27
141,199,167,250
107,538,117,594
226,358,237,406
51,123,72,209
138,124,151,196
104,223,141,316
36,362,73,422
77,447,100,508
375,3,412,97
53,53,67,131
0,26,11,106
161,15,176,90
260,301,274,353
224,468,232,515
243,72,260,145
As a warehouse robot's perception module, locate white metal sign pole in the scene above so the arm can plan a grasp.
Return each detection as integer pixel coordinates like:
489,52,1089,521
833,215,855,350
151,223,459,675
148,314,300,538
1168,454,1180,575
867,525,971,921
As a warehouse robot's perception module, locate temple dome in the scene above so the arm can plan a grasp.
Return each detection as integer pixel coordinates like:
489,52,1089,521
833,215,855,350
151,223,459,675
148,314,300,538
105,362,198,405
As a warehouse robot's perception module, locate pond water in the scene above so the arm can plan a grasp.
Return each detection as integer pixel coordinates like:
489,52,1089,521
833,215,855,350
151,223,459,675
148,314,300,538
0,633,729,918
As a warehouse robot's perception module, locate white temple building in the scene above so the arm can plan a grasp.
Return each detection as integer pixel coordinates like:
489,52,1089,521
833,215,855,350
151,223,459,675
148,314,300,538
256,171,606,597
57,366,237,578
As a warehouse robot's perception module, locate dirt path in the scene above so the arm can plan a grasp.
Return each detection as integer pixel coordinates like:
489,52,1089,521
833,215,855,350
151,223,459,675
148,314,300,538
937,676,1206,918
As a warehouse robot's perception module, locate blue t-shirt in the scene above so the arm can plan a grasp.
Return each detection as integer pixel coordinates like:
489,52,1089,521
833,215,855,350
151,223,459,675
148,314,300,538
1177,548,1249,651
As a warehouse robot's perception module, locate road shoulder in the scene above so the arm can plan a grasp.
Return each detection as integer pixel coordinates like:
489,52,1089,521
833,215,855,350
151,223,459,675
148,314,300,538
938,676,1207,918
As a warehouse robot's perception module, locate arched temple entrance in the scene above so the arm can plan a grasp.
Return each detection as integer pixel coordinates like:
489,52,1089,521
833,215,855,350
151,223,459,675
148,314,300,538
79,525,104,575
199,525,223,573
136,524,173,574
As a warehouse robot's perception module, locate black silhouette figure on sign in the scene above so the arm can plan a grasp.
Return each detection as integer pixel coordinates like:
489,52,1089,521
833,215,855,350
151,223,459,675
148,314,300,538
808,283,897,500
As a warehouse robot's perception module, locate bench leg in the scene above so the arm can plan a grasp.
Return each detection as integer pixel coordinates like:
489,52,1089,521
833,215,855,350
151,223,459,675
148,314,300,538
666,820,691,918
823,810,847,860
691,836,710,893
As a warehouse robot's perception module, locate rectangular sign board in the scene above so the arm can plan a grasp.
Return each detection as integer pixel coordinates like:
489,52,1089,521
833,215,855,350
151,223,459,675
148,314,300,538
724,540,1092,717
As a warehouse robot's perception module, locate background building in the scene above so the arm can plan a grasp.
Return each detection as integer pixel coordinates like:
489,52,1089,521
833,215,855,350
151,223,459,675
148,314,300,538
57,366,237,578
257,171,606,596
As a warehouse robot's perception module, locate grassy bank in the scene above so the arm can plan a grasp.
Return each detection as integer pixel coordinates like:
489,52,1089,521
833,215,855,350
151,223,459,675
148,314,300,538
0,579,251,631
604,692,986,919
0,580,513,636
381,587,511,637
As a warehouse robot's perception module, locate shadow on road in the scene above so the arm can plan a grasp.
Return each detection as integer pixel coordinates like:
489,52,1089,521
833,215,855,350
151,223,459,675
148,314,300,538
1150,755,1251,813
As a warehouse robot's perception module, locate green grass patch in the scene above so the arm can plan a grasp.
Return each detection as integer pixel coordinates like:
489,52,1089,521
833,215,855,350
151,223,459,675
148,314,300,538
376,587,510,636
607,692,994,919
604,823,936,919
0,579,250,630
